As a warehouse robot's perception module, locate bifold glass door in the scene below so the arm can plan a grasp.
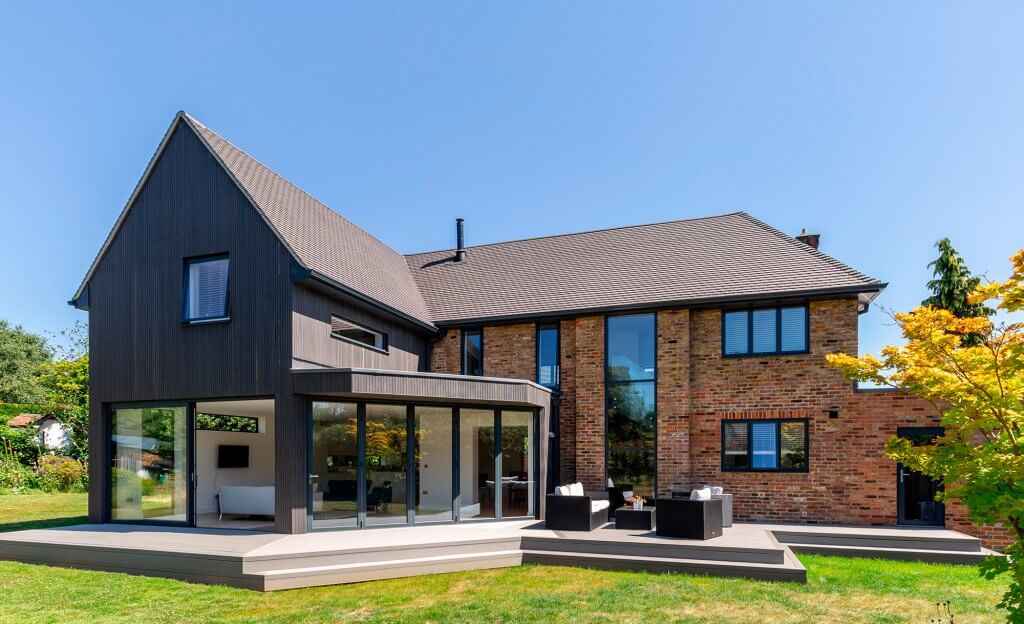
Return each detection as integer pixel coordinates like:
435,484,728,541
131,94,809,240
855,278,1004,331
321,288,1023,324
310,401,536,529
110,405,190,523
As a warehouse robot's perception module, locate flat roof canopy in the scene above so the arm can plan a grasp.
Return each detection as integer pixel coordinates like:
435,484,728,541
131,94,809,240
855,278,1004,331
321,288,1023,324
290,367,551,409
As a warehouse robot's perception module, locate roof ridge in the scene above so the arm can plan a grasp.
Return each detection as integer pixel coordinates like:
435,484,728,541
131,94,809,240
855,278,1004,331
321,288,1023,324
181,112,409,262
734,212,881,284
405,211,747,258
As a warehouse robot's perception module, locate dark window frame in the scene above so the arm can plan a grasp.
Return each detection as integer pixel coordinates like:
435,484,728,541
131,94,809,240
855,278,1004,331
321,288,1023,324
721,304,810,358
306,397,541,530
182,253,230,325
535,322,560,389
720,418,810,473
330,314,389,354
461,328,484,376
603,312,658,497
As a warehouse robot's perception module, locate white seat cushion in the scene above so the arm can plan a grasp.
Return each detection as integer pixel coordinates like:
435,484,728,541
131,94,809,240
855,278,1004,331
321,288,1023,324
591,500,610,512
690,487,712,501
569,482,585,497
555,485,570,496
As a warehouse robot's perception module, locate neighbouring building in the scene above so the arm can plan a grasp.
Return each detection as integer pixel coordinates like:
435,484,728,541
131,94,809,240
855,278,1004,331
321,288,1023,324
68,111,1005,547
7,413,71,452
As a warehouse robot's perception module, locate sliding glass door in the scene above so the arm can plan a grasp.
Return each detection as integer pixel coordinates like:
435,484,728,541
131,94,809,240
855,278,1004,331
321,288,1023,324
110,405,190,523
310,400,537,530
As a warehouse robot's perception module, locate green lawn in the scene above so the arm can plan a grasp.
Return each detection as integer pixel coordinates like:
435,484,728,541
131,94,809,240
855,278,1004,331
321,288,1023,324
0,493,1010,623
0,492,87,532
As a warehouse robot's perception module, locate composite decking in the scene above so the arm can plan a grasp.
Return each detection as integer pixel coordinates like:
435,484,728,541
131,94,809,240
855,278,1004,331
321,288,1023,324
0,521,995,591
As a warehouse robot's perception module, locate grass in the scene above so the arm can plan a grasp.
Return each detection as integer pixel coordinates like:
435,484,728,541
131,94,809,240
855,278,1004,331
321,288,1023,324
0,493,1010,623
0,492,87,531
0,556,1008,623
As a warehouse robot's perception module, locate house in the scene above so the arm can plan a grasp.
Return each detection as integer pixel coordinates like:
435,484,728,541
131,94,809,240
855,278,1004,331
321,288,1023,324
65,111,999,547
7,414,71,451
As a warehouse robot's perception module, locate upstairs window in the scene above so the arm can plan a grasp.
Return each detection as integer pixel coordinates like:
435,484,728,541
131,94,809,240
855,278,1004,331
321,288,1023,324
183,256,229,323
722,305,808,356
722,419,808,472
462,329,483,376
331,315,388,352
536,323,560,388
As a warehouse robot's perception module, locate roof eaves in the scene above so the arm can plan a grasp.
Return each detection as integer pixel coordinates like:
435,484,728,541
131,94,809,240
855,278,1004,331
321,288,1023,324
427,283,887,327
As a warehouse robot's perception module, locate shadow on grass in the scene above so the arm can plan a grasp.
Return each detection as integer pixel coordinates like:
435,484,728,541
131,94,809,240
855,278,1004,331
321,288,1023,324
0,516,87,533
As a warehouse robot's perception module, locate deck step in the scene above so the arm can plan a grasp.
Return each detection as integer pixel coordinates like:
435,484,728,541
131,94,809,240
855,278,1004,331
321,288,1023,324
521,549,806,582
771,530,981,552
785,542,998,564
521,535,785,564
258,549,524,591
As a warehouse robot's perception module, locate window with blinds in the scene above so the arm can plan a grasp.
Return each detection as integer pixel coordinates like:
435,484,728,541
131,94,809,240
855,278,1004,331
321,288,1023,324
722,305,808,356
330,315,388,351
183,256,229,322
721,419,808,472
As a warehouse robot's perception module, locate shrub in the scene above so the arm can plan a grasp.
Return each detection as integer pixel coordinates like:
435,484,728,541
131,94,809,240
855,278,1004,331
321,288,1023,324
33,455,86,492
0,457,29,492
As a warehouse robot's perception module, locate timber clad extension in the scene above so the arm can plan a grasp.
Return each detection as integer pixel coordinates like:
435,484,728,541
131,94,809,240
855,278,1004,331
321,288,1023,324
70,112,1007,548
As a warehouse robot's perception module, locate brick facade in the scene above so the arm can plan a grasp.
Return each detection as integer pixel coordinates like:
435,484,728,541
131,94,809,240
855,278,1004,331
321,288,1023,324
428,298,1011,549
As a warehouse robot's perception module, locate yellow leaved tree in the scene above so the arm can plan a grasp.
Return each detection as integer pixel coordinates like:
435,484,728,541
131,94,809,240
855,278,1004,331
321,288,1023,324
827,249,1024,623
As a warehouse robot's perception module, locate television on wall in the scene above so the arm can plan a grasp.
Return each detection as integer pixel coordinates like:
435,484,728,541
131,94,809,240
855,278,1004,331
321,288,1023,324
217,445,249,469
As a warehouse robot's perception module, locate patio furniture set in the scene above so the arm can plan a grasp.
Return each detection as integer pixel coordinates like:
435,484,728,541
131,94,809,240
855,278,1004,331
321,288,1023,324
546,483,734,540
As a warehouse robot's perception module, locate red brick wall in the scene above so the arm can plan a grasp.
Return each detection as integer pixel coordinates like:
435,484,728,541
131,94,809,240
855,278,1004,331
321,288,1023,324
572,316,605,490
431,329,461,374
657,309,691,493
427,300,1010,549
482,324,535,379
558,319,578,484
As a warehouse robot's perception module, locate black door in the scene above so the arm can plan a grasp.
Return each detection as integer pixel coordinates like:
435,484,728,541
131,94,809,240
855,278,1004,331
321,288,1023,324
896,427,944,526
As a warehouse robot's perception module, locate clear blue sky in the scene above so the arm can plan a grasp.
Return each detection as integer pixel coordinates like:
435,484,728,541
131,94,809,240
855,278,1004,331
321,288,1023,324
1,3,1022,356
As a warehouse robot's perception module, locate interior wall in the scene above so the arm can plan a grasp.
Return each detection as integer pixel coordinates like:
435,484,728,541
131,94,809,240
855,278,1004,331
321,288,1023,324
195,404,276,515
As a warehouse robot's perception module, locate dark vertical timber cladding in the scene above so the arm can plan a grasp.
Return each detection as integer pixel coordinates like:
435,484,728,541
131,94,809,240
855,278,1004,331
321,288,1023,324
291,285,428,371
276,390,308,533
86,121,293,526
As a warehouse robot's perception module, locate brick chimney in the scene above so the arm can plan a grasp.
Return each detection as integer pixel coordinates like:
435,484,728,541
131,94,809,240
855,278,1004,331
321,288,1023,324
796,228,820,250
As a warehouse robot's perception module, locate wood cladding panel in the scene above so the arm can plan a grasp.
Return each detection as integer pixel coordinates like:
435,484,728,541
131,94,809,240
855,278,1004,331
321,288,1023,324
291,285,427,371
88,122,292,404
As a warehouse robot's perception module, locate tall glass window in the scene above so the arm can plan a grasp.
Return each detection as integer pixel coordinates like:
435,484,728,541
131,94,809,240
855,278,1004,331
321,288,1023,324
459,409,495,519
500,410,535,518
311,402,359,529
365,404,408,526
462,329,483,376
110,406,188,522
605,314,656,497
536,323,560,388
183,256,229,322
414,407,454,523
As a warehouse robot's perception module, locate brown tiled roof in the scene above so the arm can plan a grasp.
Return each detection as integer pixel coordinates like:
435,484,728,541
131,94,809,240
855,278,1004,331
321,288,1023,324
405,213,884,324
181,115,434,326
7,414,43,428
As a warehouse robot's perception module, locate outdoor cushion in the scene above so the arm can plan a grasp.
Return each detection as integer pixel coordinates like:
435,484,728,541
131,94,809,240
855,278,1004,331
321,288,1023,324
690,487,712,501
569,482,585,497
591,500,610,512
555,485,570,496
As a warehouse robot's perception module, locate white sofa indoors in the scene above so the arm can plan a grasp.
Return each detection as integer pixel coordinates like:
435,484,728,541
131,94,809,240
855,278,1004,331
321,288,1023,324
217,485,275,518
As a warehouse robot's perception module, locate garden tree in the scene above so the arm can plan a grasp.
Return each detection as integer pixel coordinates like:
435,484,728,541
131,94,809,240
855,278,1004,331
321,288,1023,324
38,355,90,461
0,319,51,404
924,238,994,345
828,249,1024,623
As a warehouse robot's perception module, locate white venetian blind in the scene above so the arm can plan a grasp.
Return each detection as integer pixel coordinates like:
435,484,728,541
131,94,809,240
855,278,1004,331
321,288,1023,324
723,311,749,355
751,308,778,353
186,257,229,320
751,421,778,469
779,307,807,352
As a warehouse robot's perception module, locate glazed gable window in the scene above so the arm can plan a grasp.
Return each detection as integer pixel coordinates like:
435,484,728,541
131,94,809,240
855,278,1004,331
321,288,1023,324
722,419,808,472
183,255,229,323
722,305,808,356
331,315,388,352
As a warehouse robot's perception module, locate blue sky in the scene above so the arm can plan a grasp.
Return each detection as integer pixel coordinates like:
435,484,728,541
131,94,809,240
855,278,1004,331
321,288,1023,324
1,3,1021,356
